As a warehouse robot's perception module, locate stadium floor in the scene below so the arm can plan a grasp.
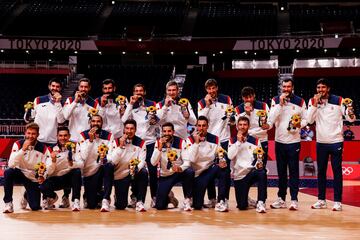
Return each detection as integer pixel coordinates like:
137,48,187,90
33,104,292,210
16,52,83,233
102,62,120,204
0,182,359,240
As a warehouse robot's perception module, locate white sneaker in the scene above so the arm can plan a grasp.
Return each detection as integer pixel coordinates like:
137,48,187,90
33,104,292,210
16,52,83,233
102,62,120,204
83,196,88,209
100,199,110,212
59,196,70,208
256,201,266,213
182,198,193,211
3,202,14,213
135,201,146,212
72,199,81,211
225,198,229,209
47,194,59,210
20,196,28,210
270,197,286,209
215,200,229,212
311,200,327,209
150,197,156,208
128,196,137,208
248,196,257,208
203,198,217,208
41,199,49,210
332,202,342,211
289,200,298,211
168,191,179,208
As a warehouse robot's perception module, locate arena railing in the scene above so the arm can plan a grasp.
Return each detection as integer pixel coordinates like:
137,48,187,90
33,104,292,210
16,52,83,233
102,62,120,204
0,60,69,70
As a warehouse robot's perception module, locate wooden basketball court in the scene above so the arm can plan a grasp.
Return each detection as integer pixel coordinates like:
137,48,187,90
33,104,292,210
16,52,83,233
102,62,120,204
1,182,359,240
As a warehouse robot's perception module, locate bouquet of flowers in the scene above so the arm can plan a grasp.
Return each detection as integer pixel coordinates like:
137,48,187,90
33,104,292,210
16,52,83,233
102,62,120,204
343,98,352,106
342,98,355,118
97,143,109,163
166,149,178,169
65,141,76,162
129,158,141,179
34,162,46,184
287,114,301,131
24,101,34,122
116,95,126,105
215,147,227,164
88,107,99,119
146,105,158,125
65,141,76,151
24,101,34,111
221,106,236,125
178,98,190,117
253,147,265,170
116,95,127,114
256,110,268,127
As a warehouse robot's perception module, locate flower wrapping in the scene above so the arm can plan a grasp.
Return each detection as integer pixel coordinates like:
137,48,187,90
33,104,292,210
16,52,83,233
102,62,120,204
24,101,34,111
215,147,227,164
221,106,235,125
287,114,301,131
129,158,141,179
115,95,127,113
256,110,268,127
342,98,355,118
34,162,46,179
166,149,178,169
65,141,76,161
146,106,159,125
253,147,265,170
97,143,109,163
178,98,190,116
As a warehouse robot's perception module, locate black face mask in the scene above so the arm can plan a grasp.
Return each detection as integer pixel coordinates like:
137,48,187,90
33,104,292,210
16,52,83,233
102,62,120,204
95,128,102,135
137,96,143,102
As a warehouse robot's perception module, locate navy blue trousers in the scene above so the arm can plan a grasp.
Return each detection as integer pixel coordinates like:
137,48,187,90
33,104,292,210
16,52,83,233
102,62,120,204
130,143,156,199
114,168,148,210
39,169,82,201
316,142,343,202
206,141,231,200
234,169,267,210
103,162,114,201
3,168,41,210
83,166,104,209
275,141,300,201
193,165,229,210
207,141,267,201
155,168,195,210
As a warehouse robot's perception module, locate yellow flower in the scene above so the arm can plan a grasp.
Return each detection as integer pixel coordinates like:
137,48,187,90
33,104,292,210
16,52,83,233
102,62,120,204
34,162,46,176
253,147,265,155
225,106,234,114
129,158,141,166
116,95,126,104
291,114,301,125
146,106,157,113
24,101,34,111
217,147,226,155
97,144,109,155
343,98,353,106
167,150,178,162
178,98,189,105
65,142,76,150
256,110,267,117
88,108,98,116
